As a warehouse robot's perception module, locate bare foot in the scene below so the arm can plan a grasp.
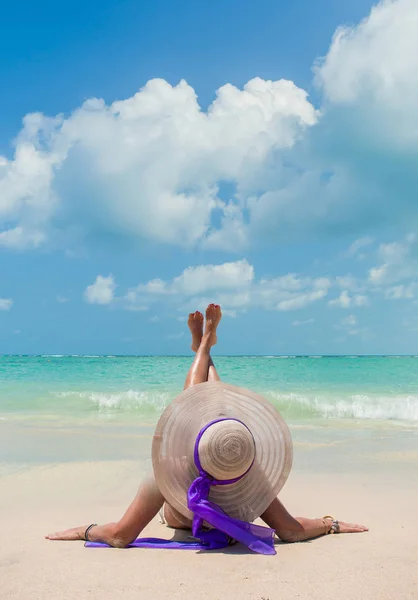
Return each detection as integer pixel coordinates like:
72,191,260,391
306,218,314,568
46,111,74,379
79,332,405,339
188,311,204,352
205,304,222,347
45,525,85,541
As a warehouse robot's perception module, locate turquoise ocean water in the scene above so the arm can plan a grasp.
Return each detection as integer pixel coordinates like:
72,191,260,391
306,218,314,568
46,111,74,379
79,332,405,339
1,354,418,424
1,355,418,477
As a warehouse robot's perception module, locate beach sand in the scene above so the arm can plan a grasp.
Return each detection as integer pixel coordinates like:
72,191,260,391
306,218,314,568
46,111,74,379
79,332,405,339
1,454,417,600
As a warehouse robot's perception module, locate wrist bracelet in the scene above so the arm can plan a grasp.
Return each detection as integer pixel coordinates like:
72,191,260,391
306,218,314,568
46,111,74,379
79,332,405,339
322,515,340,534
84,523,98,541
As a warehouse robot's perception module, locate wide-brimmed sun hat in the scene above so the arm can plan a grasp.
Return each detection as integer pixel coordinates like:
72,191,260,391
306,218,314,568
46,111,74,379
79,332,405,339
85,381,294,555
152,381,293,527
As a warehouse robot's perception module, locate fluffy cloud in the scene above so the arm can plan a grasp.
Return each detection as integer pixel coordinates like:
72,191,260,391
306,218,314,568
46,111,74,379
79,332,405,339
384,284,416,300
364,234,418,302
120,261,331,314
244,1,418,244
345,237,374,260
0,78,316,251
292,318,315,326
316,0,418,109
85,233,418,315
0,298,13,311
336,275,363,292
369,236,418,286
328,290,369,309
307,0,418,232
2,0,417,254
84,275,116,305
135,260,254,297
333,234,418,306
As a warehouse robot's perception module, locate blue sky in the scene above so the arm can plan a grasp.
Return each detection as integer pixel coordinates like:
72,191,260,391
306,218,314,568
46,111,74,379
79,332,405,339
1,0,418,355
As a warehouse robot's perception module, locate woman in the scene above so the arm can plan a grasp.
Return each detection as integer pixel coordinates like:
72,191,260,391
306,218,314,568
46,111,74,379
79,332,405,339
46,304,368,550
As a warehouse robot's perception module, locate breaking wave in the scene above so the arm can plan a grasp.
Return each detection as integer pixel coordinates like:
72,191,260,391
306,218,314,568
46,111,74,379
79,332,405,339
48,389,418,423
266,391,418,422
2,387,418,425
55,389,174,414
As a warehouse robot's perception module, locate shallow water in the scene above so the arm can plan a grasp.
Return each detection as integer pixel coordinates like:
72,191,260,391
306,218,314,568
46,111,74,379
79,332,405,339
1,354,418,475
1,355,417,424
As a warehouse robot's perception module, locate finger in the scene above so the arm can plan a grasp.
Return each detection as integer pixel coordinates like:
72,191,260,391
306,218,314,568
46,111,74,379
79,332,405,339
340,525,368,533
340,522,368,529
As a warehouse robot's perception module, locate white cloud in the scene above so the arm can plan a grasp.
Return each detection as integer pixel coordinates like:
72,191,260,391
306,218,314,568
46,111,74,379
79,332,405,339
130,260,254,302
0,133,59,250
0,78,316,251
341,314,357,327
336,275,362,292
56,295,69,303
292,318,315,327
133,279,168,296
222,309,237,318
316,0,418,110
385,283,416,300
0,227,46,250
0,298,13,311
345,237,374,260
328,290,369,309
126,261,331,314
335,313,372,340
84,275,116,305
354,295,369,307
369,237,418,286
172,260,254,295
276,289,327,311
232,1,418,246
2,1,417,255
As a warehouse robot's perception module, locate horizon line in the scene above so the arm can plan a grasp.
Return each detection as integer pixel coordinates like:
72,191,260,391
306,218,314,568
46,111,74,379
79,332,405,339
1,354,417,358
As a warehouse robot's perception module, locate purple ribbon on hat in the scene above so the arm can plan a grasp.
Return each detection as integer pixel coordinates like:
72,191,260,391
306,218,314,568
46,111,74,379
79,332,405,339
86,418,276,555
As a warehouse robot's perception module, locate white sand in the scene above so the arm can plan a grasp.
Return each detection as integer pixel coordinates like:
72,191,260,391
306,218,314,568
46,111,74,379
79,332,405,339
1,458,417,600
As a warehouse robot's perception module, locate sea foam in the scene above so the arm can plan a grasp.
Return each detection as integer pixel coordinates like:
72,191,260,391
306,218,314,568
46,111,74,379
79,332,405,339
267,391,418,423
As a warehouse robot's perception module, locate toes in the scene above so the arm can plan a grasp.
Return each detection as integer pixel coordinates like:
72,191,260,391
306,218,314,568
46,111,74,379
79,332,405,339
206,303,216,317
207,304,221,321
189,311,204,325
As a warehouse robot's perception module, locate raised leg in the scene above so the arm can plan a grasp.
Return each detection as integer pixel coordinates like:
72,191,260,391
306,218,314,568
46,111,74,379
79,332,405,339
208,358,221,382
187,308,221,383
184,304,222,389
163,305,222,529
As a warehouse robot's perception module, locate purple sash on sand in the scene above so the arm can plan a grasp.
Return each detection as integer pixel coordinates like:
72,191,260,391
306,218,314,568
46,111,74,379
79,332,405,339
85,418,276,555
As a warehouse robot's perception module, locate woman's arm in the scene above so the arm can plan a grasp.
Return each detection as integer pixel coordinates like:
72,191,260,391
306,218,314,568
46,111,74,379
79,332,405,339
45,477,164,548
261,498,368,543
46,478,368,547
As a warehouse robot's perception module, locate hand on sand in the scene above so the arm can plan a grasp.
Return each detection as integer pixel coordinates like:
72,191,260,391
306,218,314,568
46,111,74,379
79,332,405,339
331,520,368,534
45,525,86,541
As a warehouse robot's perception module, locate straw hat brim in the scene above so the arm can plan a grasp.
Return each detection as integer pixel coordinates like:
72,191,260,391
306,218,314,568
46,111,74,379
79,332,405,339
152,381,293,523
